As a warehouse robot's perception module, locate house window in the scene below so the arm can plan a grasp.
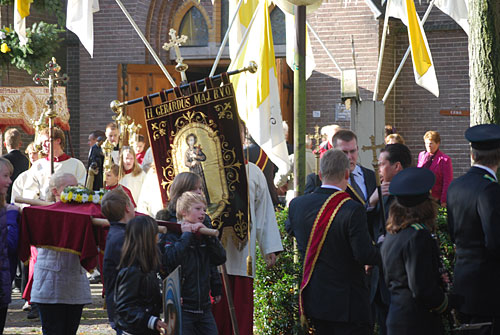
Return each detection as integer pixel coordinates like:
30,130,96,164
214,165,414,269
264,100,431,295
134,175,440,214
179,7,209,46
270,6,285,45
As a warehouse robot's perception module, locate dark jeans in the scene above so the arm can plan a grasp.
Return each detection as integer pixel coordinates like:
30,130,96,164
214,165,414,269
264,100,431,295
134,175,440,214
182,309,218,335
38,303,84,335
311,318,371,335
0,305,7,334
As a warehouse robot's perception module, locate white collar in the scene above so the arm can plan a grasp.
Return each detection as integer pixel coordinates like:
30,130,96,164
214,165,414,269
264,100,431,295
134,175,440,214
321,184,342,191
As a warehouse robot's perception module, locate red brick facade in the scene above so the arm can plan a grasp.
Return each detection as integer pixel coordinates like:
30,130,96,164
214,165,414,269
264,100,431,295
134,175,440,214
0,1,471,175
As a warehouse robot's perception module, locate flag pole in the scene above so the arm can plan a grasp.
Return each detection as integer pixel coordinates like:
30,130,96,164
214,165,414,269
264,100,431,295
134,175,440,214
382,0,436,103
209,0,244,77
294,4,307,196
306,21,342,74
372,0,391,101
227,4,262,72
114,0,177,87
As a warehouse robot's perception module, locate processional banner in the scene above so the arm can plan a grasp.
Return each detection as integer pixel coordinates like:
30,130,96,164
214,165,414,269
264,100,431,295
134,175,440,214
143,74,249,248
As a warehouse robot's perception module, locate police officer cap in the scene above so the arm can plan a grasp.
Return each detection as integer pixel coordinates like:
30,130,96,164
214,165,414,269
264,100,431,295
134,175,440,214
389,167,435,207
465,124,500,150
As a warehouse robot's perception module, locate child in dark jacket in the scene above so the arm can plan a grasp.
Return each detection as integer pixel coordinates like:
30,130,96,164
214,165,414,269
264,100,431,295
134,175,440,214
114,216,168,334
101,188,136,334
160,189,226,335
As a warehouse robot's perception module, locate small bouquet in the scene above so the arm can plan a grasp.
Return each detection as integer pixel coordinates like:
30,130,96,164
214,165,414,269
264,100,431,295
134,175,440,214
60,186,106,204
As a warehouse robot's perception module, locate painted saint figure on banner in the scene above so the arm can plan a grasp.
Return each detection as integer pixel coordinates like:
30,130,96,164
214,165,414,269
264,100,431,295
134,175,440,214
184,133,210,203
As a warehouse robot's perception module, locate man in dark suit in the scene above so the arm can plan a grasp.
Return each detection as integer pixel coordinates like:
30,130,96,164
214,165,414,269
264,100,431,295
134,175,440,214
305,130,376,207
286,149,380,334
2,128,29,203
447,124,500,335
366,143,412,335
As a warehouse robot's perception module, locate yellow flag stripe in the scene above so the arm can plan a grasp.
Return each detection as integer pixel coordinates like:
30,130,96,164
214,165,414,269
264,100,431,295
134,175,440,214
257,0,274,106
17,0,33,19
406,0,431,77
239,0,258,28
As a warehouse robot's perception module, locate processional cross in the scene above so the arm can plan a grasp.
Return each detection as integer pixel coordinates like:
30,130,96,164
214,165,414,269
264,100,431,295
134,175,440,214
162,29,189,84
312,125,322,174
362,135,386,224
33,58,69,174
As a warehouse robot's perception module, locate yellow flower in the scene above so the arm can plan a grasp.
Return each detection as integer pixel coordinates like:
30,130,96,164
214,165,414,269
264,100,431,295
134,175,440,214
75,194,83,202
88,194,93,201
4,27,10,33
1,43,10,53
67,192,73,201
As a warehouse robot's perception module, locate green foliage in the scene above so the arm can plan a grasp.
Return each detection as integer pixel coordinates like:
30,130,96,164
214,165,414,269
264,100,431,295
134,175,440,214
254,207,308,335
436,207,455,276
0,0,65,26
0,22,64,74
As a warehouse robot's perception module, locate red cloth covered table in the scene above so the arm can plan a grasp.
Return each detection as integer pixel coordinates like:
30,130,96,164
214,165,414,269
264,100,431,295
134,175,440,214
19,202,107,272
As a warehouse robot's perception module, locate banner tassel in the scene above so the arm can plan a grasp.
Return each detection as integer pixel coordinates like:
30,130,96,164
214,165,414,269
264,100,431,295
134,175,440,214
246,255,253,276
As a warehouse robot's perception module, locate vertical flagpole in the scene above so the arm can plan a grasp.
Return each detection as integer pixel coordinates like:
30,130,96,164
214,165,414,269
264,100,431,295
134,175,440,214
382,0,436,103
114,0,177,87
293,5,306,197
372,0,392,101
209,0,244,77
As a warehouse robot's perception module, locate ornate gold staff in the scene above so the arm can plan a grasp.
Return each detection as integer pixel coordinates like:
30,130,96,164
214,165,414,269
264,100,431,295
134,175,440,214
33,57,69,174
312,125,322,174
362,135,386,223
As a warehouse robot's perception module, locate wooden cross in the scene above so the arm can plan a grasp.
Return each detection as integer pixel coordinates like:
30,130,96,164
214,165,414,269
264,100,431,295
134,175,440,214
361,135,385,185
33,57,69,174
163,28,189,83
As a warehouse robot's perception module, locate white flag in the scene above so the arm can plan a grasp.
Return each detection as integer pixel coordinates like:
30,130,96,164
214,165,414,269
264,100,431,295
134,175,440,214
435,0,469,36
14,0,32,46
284,11,316,80
387,0,439,97
66,0,100,58
229,0,290,172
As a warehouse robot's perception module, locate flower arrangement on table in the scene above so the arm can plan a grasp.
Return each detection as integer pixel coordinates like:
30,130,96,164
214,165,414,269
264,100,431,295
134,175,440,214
0,22,63,74
60,186,106,205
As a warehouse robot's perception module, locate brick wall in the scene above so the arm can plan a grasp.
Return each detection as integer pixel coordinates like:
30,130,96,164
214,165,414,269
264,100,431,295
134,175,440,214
1,0,473,176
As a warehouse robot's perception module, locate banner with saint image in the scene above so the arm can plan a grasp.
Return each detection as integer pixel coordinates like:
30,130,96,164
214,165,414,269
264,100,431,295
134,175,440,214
143,75,249,248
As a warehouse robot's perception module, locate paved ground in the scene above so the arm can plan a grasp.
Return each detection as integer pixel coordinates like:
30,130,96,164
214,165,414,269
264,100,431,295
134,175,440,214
4,284,115,335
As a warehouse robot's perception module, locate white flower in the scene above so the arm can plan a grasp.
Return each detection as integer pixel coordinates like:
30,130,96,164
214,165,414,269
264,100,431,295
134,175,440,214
92,194,100,204
81,193,89,203
0,31,5,39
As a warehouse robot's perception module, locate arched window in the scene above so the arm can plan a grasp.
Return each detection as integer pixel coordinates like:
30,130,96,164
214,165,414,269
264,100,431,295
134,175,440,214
179,6,209,46
270,6,285,45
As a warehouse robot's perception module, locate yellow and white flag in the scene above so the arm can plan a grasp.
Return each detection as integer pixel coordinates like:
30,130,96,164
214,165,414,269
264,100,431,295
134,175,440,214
228,0,259,60
14,0,33,46
387,0,439,97
66,0,100,58
229,0,290,171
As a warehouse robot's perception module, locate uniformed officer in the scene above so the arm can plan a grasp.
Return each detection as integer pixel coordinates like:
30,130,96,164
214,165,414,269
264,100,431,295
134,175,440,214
447,124,500,335
381,167,449,335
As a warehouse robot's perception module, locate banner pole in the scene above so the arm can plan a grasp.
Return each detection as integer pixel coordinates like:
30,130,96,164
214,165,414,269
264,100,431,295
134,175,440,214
114,0,177,87
372,0,391,101
209,0,244,77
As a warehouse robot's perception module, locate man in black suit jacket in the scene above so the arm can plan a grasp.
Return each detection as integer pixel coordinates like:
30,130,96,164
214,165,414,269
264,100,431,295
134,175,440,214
2,128,29,203
286,149,380,334
447,124,500,334
366,143,412,335
305,130,376,206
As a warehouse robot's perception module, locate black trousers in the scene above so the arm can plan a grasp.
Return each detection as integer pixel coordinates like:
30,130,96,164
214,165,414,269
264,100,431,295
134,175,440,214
0,305,8,335
38,303,84,335
311,318,370,335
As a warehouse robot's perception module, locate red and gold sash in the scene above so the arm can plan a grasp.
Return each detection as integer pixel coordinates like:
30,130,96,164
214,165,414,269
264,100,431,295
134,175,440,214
299,190,351,325
255,148,269,171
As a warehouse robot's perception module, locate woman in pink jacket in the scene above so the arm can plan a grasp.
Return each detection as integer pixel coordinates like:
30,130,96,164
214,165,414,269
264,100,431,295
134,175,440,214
417,131,453,207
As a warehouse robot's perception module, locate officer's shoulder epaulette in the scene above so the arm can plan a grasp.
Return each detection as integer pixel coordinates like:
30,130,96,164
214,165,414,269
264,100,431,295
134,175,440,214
410,223,425,231
483,174,496,183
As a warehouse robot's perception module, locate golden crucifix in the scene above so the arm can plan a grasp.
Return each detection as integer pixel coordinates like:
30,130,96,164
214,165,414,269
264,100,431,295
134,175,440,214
33,57,69,174
163,28,189,84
